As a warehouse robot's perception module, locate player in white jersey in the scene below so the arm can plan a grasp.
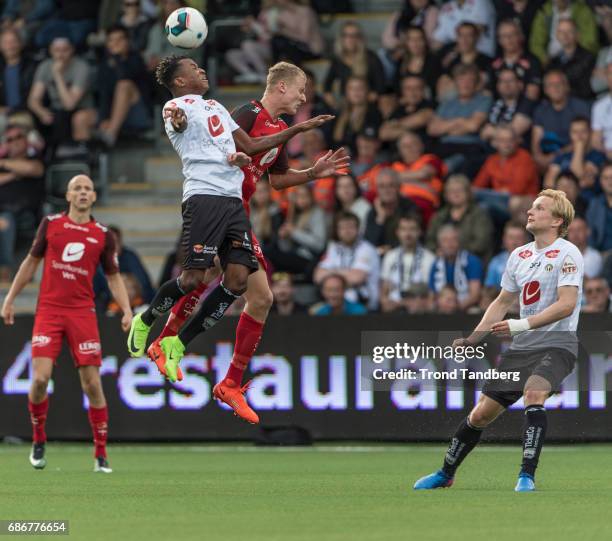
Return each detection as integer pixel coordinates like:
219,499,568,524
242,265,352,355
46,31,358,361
414,189,583,492
127,55,333,383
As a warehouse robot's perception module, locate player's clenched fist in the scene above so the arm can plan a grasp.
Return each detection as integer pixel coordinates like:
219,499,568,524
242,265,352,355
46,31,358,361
164,105,188,132
1,300,15,325
227,152,252,168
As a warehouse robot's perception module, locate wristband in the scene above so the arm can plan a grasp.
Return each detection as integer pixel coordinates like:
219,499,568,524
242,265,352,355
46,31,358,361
507,318,531,336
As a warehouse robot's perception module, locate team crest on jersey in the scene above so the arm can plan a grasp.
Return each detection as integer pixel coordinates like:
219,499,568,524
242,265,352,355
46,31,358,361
518,249,533,259
545,264,553,272
545,249,560,258
260,147,279,166
561,256,577,274
207,115,224,137
522,280,541,305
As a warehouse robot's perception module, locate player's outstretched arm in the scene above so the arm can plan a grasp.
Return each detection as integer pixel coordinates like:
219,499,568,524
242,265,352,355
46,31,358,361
1,255,42,325
453,288,517,347
490,286,578,338
106,273,133,332
269,148,350,190
232,114,335,157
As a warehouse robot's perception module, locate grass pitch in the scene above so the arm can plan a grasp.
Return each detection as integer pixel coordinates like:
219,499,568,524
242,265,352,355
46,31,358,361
0,443,610,541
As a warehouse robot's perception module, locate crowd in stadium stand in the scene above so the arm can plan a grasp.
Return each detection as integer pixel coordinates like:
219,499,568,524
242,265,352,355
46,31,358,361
1,0,612,317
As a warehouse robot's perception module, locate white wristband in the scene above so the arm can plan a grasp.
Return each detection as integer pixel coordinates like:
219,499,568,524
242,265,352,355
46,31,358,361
507,318,531,336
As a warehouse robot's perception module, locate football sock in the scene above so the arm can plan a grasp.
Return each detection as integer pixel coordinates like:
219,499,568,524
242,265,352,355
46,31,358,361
441,417,483,477
88,406,109,459
520,405,547,477
141,278,187,326
158,283,208,340
178,282,241,346
226,312,264,384
28,396,49,444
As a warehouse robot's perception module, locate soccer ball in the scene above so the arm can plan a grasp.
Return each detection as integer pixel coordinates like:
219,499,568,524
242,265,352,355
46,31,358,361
165,7,208,49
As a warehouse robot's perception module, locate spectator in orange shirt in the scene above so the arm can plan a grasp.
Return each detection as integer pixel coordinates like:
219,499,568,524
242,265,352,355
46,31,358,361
474,124,540,195
390,131,446,225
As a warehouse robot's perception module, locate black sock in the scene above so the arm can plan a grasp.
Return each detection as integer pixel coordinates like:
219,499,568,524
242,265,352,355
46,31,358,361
520,405,547,477
141,278,186,326
441,417,483,478
178,282,241,346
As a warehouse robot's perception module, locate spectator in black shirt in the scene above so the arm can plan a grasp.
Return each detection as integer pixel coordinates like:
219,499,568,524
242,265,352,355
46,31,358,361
0,123,44,280
393,25,441,98
270,272,307,315
364,168,421,254
117,0,152,53
480,67,534,145
331,76,382,156
437,22,492,100
493,0,544,43
35,0,100,49
547,18,596,100
97,25,152,146
380,74,434,146
323,21,385,109
492,18,542,101
0,29,37,115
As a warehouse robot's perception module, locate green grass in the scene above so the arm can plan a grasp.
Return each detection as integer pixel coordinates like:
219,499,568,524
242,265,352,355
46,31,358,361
0,444,610,541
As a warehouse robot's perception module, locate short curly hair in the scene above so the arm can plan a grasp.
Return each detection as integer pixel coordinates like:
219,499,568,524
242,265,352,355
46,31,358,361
155,55,188,90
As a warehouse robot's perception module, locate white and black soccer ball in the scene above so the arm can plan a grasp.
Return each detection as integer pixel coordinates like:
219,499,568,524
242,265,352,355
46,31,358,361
165,7,208,49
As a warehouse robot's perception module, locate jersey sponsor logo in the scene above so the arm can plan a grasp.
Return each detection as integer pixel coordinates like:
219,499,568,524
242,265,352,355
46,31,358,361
518,249,533,259
95,222,108,233
264,119,280,129
32,335,51,347
78,340,101,355
207,114,225,137
522,280,541,306
259,147,279,166
561,256,577,274
545,249,560,259
61,242,85,263
183,98,195,104
193,244,217,255
529,261,541,269
86,237,98,244
63,222,89,232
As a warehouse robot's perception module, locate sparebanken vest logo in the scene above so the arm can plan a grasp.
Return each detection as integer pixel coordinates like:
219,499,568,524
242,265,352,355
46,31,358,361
207,114,224,137
522,280,541,306
61,242,85,263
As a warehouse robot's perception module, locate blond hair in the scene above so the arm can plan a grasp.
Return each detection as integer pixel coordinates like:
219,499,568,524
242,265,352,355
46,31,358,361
266,62,306,89
538,189,575,238
334,21,368,78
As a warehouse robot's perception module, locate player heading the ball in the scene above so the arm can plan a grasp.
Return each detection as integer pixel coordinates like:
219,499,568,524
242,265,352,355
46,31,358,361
414,189,583,492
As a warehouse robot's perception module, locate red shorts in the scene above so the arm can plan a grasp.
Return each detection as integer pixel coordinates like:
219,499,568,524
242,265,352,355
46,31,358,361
31,309,102,367
251,231,267,271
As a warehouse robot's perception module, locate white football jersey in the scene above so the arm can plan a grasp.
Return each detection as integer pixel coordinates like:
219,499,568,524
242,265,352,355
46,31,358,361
501,237,584,354
163,95,244,202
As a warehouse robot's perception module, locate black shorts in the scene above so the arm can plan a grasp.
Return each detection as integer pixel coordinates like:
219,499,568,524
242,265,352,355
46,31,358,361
181,194,259,272
481,347,576,409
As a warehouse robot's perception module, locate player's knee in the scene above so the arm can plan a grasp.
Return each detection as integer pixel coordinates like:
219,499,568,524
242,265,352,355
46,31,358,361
223,268,250,295
31,374,50,392
523,389,547,406
82,378,102,399
179,271,206,293
468,409,493,428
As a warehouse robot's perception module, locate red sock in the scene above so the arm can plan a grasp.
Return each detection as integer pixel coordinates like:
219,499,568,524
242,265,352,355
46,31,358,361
158,283,207,340
88,406,108,458
226,312,264,385
28,397,49,444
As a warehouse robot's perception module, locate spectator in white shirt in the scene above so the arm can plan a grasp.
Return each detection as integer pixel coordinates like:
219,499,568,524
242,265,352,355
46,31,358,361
567,216,603,278
431,0,496,56
591,62,612,160
380,214,435,312
314,211,381,310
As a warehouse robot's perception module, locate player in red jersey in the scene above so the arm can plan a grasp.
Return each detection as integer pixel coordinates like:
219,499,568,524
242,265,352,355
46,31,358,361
147,62,348,423
1,175,132,473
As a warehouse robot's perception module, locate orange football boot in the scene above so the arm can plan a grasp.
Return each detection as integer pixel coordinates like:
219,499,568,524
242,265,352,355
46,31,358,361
213,379,259,424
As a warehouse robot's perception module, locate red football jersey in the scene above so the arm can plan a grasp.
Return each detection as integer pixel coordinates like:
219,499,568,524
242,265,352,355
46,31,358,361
231,100,290,213
30,213,119,311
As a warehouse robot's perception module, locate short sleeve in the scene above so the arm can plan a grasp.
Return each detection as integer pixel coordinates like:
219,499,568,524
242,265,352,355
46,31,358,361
269,146,289,174
29,217,49,258
71,59,90,89
557,248,583,288
162,100,183,134
353,244,376,273
231,103,259,133
500,251,519,292
318,244,337,270
33,59,50,85
101,229,120,275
